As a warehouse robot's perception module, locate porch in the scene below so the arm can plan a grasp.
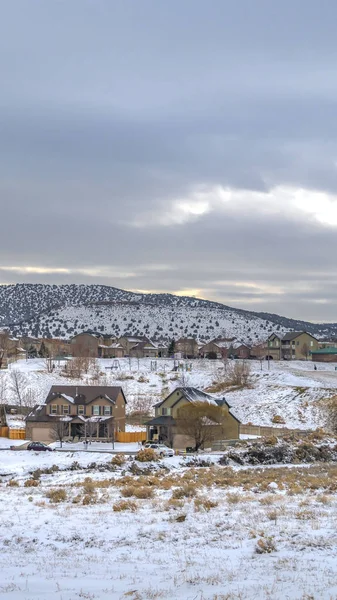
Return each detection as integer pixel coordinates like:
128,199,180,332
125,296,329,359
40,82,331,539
145,416,175,445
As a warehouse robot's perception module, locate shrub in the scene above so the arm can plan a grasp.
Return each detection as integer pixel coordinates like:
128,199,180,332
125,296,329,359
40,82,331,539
226,493,241,504
172,484,197,499
272,415,285,424
7,479,19,487
111,454,126,466
194,498,218,512
47,488,67,503
113,500,137,512
24,479,39,487
255,537,276,554
134,486,154,499
83,494,97,505
121,486,137,498
136,448,159,462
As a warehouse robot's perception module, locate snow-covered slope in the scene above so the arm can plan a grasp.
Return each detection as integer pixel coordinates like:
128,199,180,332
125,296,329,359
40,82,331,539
1,283,336,341
9,302,287,344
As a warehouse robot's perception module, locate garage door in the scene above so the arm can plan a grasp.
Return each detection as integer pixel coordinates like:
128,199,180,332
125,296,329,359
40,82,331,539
31,427,52,443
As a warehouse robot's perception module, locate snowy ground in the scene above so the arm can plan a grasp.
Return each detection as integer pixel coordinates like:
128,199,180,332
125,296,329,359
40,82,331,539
1,357,337,430
0,446,337,599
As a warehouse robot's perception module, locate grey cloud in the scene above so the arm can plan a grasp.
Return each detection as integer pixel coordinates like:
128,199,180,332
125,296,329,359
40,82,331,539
1,0,337,322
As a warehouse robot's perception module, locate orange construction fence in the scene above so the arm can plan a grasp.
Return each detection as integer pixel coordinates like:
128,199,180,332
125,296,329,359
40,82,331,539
116,431,147,443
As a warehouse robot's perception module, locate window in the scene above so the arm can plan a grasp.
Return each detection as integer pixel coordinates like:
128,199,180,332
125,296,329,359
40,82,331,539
92,405,100,416
104,406,111,415
62,405,69,415
78,405,85,415
310,341,314,347
161,408,171,416
50,404,57,415
296,341,299,346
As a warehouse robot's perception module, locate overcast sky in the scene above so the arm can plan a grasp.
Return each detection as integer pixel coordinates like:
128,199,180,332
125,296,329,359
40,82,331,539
1,1,337,322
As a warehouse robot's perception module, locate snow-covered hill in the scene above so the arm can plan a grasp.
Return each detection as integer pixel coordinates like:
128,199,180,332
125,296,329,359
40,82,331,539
1,283,336,342
9,301,287,344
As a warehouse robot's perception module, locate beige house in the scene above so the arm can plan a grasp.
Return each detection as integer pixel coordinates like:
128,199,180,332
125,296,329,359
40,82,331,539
118,336,149,356
26,385,126,443
0,332,26,368
145,387,240,449
198,339,233,359
175,338,199,358
281,332,319,360
70,333,101,357
129,340,168,358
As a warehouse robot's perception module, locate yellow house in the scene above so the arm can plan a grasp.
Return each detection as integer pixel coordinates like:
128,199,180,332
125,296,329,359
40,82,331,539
281,332,319,360
145,387,240,450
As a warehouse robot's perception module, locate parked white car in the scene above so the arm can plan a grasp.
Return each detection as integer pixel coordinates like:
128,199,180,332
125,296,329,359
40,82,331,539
144,443,174,457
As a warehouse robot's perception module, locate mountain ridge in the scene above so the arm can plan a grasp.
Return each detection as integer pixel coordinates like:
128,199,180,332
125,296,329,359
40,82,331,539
0,283,336,342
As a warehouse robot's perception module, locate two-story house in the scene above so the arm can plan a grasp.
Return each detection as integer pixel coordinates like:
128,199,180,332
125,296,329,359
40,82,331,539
26,385,126,443
281,332,319,360
175,338,200,358
145,387,240,449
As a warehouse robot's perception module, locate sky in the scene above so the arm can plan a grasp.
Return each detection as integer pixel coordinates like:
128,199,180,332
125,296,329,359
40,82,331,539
1,0,337,322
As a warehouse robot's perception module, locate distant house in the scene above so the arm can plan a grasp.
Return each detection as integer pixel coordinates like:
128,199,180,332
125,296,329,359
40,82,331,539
198,338,233,359
98,341,124,359
280,332,319,360
175,338,199,358
26,385,126,443
230,342,251,359
70,332,101,358
118,336,149,356
311,348,337,363
129,340,168,358
145,387,240,449
0,331,26,369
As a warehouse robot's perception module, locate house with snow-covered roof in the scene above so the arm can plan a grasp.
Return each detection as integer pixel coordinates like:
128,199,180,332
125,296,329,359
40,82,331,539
25,385,126,443
145,386,240,449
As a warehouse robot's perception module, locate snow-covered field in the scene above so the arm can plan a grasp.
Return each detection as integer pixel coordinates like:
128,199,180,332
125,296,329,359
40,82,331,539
1,446,337,599
2,357,337,429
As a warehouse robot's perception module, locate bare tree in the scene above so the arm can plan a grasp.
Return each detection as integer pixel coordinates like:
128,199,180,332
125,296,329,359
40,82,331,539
44,356,55,373
176,401,227,451
301,343,310,361
0,331,9,370
225,361,252,388
0,374,8,404
9,370,27,406
50,418,70,447
253,343,266,370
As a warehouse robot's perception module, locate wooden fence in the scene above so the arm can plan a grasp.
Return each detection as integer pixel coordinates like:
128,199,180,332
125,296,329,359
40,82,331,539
239,424,311,438
0,427,25,440
115,431,147,443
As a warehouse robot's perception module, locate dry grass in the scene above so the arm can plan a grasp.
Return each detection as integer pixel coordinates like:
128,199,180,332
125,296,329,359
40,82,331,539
136,448,159,462
46,488,67,503
113,499,137,512
255,536,276,554
24,479,40,487
194,497,219,511
172,483,198,499
7,479,19,487
111,454,126,466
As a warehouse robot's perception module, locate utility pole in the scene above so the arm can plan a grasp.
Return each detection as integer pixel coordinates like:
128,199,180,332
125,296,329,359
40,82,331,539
267,338,270,371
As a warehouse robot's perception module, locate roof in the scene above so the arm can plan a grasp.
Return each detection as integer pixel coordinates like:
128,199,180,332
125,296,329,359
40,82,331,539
282,331,318,342
156,387,220,407
144,416,176,426
45,385,127,405
311,348,337,354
